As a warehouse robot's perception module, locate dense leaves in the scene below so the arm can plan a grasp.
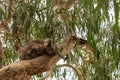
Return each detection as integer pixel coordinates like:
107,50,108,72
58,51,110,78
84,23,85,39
0,0,119,80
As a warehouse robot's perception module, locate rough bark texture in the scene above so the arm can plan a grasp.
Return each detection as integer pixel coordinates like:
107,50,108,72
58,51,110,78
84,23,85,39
0,55,52,80
0,36,76,80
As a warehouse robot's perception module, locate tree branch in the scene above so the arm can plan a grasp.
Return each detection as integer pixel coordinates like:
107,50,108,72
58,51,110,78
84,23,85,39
39,63,83,80
0,55,52,80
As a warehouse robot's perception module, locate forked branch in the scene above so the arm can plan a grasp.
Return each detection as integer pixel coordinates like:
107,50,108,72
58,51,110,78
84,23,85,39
39,64,83,80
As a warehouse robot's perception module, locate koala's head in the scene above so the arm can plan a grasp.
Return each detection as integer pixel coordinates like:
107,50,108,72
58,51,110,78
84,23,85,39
44,39,56,56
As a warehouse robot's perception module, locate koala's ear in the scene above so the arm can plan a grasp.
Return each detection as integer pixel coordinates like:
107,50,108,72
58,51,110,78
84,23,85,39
44,39,52,47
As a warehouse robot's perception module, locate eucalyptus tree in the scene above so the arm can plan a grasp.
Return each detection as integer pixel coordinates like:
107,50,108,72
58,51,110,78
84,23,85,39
0,0,119,80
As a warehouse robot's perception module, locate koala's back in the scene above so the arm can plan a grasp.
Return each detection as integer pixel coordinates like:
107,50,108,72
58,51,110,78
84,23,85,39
18,39,56,60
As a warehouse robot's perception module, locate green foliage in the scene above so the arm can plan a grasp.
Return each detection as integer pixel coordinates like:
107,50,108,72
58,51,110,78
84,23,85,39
0,0,119,80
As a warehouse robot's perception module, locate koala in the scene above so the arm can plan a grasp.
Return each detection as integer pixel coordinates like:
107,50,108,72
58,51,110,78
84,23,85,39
18,39,57,60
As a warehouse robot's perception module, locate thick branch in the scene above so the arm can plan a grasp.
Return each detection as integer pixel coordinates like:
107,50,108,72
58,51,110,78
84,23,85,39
0,55,52,80
39,64,83,80
0,53,68,80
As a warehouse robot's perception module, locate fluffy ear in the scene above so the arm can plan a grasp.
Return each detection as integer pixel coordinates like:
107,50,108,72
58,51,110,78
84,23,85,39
44,39,52,47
